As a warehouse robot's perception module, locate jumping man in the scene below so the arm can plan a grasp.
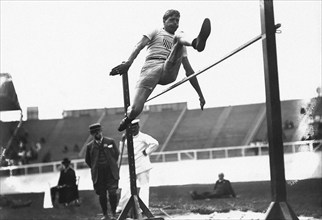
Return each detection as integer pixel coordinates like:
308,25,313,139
110,9,211,131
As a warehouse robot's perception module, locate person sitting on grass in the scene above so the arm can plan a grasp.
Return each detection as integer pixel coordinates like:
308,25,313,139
190,173,236,200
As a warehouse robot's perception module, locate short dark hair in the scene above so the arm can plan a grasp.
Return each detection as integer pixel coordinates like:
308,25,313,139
163,9,180,22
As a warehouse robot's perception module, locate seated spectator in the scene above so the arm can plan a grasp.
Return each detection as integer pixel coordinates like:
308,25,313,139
190,173,236,200
50,158,80,207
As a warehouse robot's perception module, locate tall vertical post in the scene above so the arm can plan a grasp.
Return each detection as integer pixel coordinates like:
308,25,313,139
260,0,299,219
118,71,143,220
118,71,163,220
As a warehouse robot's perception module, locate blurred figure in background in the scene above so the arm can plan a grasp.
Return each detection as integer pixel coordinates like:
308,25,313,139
190,172,236,200
50,158,79,207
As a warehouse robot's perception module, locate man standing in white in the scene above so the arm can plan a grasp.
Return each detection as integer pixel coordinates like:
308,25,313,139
116,119,159,213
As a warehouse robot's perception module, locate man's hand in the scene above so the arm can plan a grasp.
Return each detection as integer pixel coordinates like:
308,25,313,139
199,97,206,110
110,61,131,76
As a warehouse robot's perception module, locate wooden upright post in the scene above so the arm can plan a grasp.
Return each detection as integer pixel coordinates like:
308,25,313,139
260,0,299,219
118,71,163,220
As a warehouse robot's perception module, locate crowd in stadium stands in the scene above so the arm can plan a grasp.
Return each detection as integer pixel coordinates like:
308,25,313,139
15,133,43,165
1,131,46,167
301,118,322,142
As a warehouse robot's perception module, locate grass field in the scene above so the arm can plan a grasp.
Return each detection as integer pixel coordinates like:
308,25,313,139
1,178,321,220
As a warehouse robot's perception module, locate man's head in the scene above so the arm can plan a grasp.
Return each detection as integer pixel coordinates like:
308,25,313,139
218,172,224,180
163,9,180,34
89,123,102,140
131,119,140,136
61,158,71,169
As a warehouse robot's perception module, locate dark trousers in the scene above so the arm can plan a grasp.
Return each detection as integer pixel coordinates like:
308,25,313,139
94,165,119,215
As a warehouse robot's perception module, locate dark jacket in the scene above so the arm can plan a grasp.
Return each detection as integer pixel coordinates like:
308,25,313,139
214,179,236,197
85,137,119,184
58,167,76,187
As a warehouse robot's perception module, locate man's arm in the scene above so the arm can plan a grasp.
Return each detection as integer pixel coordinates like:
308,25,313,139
111,139,120,161
181,56,206,110
143,134,159,156
110,36,150,75
85,145,91,168
213,180,218,190
227,181,236,198
58,171,64,186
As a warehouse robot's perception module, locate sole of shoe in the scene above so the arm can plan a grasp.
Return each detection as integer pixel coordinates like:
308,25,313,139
195,18,211,52
118,118,129,132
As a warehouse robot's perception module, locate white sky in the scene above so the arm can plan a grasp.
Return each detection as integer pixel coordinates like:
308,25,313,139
0,0,321,121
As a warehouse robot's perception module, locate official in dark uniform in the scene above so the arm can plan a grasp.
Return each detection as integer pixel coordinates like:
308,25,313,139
85,123,119,220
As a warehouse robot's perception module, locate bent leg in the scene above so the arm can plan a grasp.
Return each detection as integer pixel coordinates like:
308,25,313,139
190,191,208,200
159,42,184,85
118,87,152,131
127,87,153,120
117,62,163,132
207,192,222,199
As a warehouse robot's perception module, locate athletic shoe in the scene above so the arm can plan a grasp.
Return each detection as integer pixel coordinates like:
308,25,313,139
118,117,132,132
192,18,211,52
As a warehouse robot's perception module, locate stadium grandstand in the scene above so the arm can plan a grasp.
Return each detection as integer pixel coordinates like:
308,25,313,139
1,97,321,168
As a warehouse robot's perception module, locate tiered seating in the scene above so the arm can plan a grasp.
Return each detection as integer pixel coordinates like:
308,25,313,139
253,99,309,143
141,110,183,150
281,99,308,141
0,121,21,155
1,99,318,164
0,121,19,146
21,119,59,144
214,104,264,147
45,116,99,161
167,108,225,151
99,113,126,143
